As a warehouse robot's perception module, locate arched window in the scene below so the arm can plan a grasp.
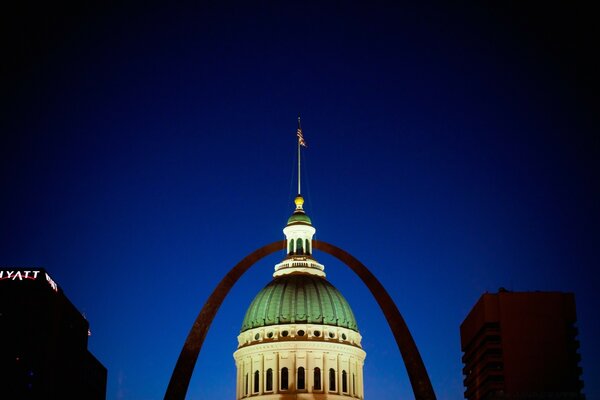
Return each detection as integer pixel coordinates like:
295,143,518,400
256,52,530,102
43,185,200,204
296,238,303,254
266,368,273,391
288,240,293,254
352,373,356,394
305,239,310,254
244,373,248,396
329,368,336,391
342,370,348,393
297,367,305,390
314,367,321,390
254,370,260,393
281,367,289,390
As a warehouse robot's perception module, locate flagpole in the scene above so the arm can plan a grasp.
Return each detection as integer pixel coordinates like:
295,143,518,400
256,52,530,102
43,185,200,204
297,115,301,195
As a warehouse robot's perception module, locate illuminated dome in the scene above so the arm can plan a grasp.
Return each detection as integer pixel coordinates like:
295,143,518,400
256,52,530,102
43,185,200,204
241,274,359,332
234,193,366,399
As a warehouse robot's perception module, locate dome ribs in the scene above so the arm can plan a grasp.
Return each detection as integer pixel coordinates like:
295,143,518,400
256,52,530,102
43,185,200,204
307,277,323,324
318,278,337,325
296,278,307,321
241,285,265,331
240,275,359,332
279,277,294,323
259,281,277,326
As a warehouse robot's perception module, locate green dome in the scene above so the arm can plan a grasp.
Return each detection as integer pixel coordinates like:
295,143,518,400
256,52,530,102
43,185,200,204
241,274,359,332
287,212,312,225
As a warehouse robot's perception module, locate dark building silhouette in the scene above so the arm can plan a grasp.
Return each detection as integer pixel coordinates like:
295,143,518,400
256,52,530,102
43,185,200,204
460,290,584,400
0,268,106,399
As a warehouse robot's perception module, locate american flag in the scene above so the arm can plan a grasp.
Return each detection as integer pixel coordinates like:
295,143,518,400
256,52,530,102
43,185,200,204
297,128,307,147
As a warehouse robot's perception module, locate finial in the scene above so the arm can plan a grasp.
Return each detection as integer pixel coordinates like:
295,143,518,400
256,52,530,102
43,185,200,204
294,195,305,210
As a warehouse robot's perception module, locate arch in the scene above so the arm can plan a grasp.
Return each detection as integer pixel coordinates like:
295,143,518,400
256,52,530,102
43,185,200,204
164,240,436,400
342,370,348,393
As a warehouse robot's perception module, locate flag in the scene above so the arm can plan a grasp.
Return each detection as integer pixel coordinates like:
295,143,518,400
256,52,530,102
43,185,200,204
297,127,307,147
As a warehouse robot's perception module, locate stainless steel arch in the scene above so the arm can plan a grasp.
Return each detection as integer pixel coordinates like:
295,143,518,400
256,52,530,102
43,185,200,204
164,240,436,400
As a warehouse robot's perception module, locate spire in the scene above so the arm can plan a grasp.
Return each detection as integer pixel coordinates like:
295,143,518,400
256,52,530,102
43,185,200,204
273,117,324,278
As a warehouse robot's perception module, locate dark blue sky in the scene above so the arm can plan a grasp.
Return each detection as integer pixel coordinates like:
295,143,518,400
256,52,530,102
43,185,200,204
1,2,597,399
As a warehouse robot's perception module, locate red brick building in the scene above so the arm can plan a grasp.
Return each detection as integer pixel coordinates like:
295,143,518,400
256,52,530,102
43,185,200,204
460,290,584,400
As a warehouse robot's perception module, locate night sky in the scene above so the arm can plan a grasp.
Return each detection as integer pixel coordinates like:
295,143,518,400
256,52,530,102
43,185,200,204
1,2,597,399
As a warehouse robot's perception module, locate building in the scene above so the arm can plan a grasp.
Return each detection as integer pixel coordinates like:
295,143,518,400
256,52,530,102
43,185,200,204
460,290,584,400
233,193,366,399
0,268,107,399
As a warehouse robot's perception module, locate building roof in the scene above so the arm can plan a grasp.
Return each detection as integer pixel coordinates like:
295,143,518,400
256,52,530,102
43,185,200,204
286,212,312,225
241,273,359,332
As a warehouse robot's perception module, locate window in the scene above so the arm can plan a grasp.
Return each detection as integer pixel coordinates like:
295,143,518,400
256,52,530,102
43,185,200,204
342,370,348,393
314,367,321,390
266,368,273,391
353,373,356,394
296,238,303,254
288,240,293,254
297,367,305,390
305,239,310,254
329,368,336,391
281,367,289,390
245,373,248,396
254,370,260,393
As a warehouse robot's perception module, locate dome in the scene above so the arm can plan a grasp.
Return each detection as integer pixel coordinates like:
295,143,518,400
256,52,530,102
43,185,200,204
287,212,312,225
241,274,359,332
